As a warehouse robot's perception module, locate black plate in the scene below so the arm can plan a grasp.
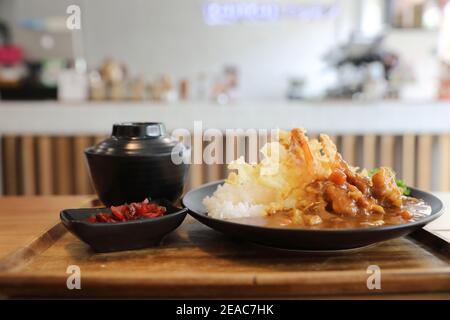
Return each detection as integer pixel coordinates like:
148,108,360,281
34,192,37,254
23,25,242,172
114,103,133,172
182,180,445,250
60,200,187,253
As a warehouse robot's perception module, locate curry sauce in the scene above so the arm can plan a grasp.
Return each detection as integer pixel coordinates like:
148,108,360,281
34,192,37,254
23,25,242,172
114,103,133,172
228,197,431,229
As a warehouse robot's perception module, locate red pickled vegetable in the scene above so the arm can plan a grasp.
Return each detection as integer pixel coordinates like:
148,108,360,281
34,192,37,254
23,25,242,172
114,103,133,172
111,206,126,221
87,216,97,223
96,212,112,223
87,199,167,224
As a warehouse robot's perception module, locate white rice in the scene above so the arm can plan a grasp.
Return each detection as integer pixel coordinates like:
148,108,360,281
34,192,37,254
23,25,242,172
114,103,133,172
202,183,267,219
202,141,294,220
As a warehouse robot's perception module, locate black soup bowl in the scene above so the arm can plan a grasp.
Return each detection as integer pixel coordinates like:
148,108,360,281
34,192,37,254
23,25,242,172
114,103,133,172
85,122,190,206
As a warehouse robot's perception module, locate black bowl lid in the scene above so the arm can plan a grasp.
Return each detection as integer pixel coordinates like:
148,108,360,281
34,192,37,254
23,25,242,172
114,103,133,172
85,122,182,156
112,122,166,139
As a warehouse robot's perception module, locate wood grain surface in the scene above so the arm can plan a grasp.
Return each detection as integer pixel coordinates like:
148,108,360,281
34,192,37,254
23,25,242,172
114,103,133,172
0,196,449,299
0,196,91,262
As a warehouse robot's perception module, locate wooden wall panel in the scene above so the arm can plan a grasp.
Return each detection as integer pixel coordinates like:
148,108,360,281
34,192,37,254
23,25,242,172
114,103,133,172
341,135,356,167
380,135,395,169
20,136,36,195
417,135,432,191
205,135,224,183
2,132,449,196
187,134,204,190
258,130,268,162
2,136,18,195
187,164,203,190
74,137,93,194
362,135,376,170
402,135,416,186
36,137,54,195
54,137,73,195
94,136,106,144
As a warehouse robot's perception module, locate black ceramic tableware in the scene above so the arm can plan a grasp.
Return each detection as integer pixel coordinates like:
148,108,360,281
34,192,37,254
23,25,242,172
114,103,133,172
182,180,444,251
85,122,189,206
60,200,187,253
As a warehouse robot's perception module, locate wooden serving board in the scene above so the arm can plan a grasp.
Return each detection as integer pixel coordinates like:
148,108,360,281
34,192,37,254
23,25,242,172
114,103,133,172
0,214,449,299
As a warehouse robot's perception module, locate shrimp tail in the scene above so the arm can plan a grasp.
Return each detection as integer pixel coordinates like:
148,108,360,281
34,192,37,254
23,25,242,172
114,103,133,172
291,128,314,164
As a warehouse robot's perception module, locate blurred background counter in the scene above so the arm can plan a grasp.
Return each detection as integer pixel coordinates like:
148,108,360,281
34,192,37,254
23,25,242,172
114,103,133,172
0,100,449,134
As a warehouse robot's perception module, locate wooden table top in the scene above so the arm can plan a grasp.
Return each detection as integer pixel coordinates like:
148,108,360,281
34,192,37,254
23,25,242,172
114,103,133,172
0,194,448,299
0,196,90,261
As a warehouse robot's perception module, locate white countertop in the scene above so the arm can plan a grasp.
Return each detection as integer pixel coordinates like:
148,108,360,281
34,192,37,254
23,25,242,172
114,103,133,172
0,100,450,135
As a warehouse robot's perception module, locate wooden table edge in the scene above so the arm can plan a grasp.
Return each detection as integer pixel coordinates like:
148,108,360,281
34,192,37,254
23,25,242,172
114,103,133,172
0,194,448,299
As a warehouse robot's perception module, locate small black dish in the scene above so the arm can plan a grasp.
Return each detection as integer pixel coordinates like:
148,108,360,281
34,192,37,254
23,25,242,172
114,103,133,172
182,180,445,251
85,122,190,206
60,200,187,253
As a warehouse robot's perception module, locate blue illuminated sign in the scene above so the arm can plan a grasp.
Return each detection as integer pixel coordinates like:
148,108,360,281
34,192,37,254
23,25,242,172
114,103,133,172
203,1,339,25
